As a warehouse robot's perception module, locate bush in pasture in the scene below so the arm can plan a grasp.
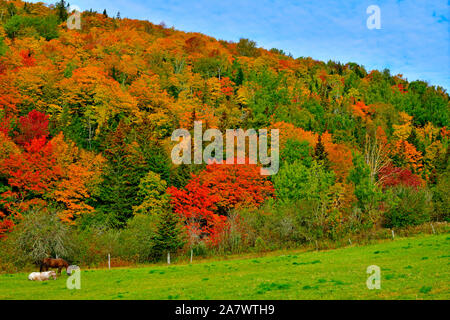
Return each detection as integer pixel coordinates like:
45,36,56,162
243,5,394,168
5,208,73,266
431,168,450,222
383,186,433,228
118,214,159,262
238,200,329,249
191,241,209,258
68,226,121,266
213,211,248,254
0,235,28,272
66,214,160,266
254,237,267,253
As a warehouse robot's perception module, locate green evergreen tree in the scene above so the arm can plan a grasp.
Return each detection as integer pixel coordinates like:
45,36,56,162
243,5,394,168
98,123,146,228
0,37,7,57
234,67,244,86
55,0,69,22
152,210,185,262
314,134,329,168
407,127,425,153
7,2,17,18
23,2,30,14
97,121,172,228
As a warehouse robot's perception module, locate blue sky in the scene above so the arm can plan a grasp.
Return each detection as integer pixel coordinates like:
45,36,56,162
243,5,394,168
33,0,449,90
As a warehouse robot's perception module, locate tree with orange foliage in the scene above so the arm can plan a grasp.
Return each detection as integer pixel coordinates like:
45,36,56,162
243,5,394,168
59,66,140,148
351,101,372,123
392,140,423,174
0,87,21,136
50,133,105,223
0,110,104,234
321,132,353,181
270,121,317,147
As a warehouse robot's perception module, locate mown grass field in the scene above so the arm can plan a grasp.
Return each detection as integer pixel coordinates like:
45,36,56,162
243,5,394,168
0,233,449,300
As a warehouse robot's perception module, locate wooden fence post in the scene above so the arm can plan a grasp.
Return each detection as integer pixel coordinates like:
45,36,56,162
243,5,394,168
108,253,111,270
167,252,171,265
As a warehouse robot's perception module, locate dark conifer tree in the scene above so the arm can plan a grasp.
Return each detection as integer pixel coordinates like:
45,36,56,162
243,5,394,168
55,0,69,22
314,134,330,169
152,210,185,262
97,122,145,228
234,67,244,87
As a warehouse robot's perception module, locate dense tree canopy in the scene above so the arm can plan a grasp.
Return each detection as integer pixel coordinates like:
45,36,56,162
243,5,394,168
0,0,448,245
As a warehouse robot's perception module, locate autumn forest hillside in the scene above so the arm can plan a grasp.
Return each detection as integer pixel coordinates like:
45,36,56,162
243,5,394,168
0,0,448,267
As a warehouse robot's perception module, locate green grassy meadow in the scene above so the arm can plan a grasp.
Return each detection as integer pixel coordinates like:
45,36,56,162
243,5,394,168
0,233,449,300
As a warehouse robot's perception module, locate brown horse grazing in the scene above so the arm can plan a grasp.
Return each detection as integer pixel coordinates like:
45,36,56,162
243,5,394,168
40,258,69,275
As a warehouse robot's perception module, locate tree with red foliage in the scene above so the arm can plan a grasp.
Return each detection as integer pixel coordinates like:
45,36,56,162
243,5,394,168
15,110,49,145
168,160,275,245
0,214,15,239
19,50,36,67
0,135,62,238
1,136,61,202
219,77,234,96
168,176,222,244
378,164,422,189
196,160,275,215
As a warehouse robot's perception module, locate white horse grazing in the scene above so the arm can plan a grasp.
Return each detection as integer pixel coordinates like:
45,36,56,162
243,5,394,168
28,271,57,281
